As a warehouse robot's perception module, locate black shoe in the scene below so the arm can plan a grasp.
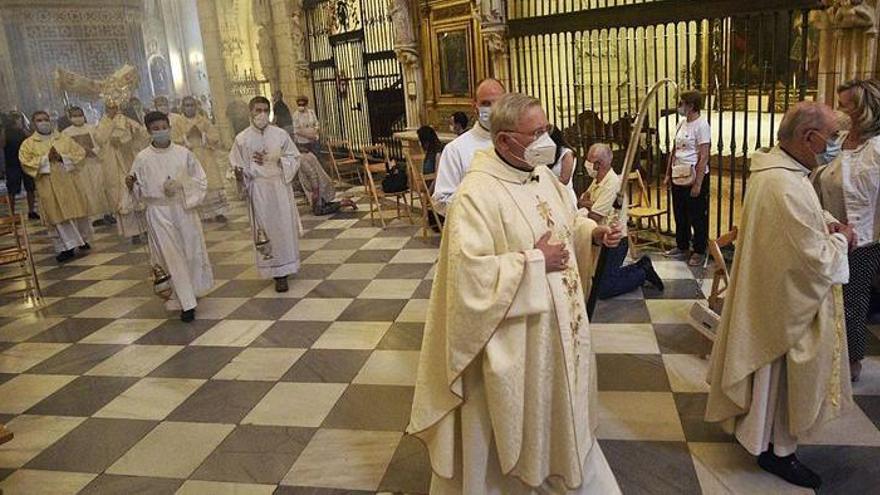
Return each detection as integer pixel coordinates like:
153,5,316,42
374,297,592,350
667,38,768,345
105,214,117,225
131,235,142,245
55,249,75,263
638,256,664,291
757,449,822,489
79,242,91,251
274,276,289,293
215,214,228,223
28,211,40,220
180,309,196,323
92,218,107,227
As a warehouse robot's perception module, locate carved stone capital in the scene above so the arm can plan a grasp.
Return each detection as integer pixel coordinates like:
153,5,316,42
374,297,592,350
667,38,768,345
821,0,878,31
394,44,420,68
482,25,508,56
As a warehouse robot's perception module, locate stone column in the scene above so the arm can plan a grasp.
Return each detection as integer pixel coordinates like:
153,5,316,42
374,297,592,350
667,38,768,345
816,0,879,103
196,0,234,144
390,0,425,127
479,0,509,86
269,0,310,100
0,11,18,110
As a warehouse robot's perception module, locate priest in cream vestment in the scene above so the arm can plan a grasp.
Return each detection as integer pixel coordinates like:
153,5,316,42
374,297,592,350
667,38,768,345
705,102,854,490
19,111,92,262
62,106,111,219
170,96,229,222
409,94,621,494
95,100,149,241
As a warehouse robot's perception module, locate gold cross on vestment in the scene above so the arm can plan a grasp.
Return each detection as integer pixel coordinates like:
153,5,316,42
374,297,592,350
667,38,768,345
536,197,555,229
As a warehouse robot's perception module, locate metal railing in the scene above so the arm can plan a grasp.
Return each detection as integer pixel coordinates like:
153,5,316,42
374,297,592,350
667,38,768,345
506,0,823,237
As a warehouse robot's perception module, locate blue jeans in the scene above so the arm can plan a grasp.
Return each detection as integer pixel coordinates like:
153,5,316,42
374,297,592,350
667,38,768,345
597,238,646,299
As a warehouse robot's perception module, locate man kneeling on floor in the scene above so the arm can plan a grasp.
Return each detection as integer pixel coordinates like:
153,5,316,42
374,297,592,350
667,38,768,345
127,111,214,323
578,143,664,298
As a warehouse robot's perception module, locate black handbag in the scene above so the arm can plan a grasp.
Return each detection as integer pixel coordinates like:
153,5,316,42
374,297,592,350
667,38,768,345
381,161,408,193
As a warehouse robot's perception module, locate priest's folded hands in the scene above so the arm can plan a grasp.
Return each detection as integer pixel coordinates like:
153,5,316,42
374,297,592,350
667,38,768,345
163,178,183,197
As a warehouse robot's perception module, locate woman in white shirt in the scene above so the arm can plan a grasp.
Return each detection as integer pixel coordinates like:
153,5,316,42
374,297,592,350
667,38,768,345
549,127,578,208
664,90,711,266
820,79,880,382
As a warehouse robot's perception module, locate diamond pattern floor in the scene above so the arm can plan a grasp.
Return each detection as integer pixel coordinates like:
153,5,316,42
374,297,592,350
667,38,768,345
0,193,878,495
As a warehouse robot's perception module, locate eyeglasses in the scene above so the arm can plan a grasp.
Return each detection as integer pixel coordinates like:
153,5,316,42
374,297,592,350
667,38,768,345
502,124,553,140
813,129,848,146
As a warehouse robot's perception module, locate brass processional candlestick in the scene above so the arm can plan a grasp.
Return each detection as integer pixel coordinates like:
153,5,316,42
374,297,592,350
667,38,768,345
235,166,273,261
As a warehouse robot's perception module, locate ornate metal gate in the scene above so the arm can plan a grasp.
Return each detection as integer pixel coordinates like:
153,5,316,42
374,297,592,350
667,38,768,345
506,0,823,237
304,0,406,159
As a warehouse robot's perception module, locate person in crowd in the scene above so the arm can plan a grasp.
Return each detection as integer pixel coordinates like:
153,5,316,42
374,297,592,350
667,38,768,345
62,106,112,224
272,90,293,133
2,111,39,219
432,78,506,216
19,110,92,263
706,101,855,490
128,96,145,124
549,126,578,207
417,125,443,175
230,96,302,293
449,111,468,135
292,95,320,155
409,93,622,494
126,111,212,323
664,90,711,266
580,143,664,297
814,79,880,382
296,143,357,215
173,95,228,223
95,99,148,242
154,96,187,134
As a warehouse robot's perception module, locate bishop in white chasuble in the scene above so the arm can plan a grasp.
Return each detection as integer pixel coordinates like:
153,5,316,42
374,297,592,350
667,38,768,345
409,93,621,495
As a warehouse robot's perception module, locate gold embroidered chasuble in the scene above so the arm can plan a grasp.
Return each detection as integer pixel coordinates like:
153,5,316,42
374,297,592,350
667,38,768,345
706,146,853,438
408,149,617,493
18,131,88,225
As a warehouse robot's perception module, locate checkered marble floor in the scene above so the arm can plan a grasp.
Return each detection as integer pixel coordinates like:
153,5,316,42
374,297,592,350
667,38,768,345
0,194,879,495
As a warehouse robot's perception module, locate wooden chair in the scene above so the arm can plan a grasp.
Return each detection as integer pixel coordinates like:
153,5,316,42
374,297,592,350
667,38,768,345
626,170,668,254
0,423,12,446
404,148,443,238
361,144,412,228
688,227,738,344
0,198,42,302
326,139,362,185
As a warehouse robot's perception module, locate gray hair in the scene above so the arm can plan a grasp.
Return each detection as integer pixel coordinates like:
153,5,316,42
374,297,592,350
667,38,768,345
777,101,832,142
490,93,543,141
838,79,880,138
587,143,613,165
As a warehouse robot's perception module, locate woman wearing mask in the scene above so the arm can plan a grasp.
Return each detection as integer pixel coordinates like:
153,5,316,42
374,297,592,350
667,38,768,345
664,90,711,266
816,79,880,382
549,127,578,208
417,125,444,176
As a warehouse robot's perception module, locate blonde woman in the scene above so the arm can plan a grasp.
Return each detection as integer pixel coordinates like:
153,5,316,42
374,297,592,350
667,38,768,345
829,79,880,381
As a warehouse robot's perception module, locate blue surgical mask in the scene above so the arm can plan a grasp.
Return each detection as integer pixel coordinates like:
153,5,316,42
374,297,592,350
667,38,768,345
151,129,171,146
478,105,491,130
816,137,842,165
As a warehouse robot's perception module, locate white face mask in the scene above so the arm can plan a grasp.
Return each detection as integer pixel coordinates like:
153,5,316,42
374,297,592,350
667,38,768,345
585,161,598,178
478,105,491,130
71,116,86,126
253,112,269,129
511,132,555,169
35,122,52,135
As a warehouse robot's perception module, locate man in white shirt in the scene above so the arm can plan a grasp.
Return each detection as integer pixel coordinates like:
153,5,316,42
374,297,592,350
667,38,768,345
291,95,320,155
580,143,663,298
431,78,506,216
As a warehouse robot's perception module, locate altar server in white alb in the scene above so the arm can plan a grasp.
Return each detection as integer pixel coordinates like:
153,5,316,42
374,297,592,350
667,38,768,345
409,93,622,494
127,111,213,323
431,78,506,216
229,96,301,293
